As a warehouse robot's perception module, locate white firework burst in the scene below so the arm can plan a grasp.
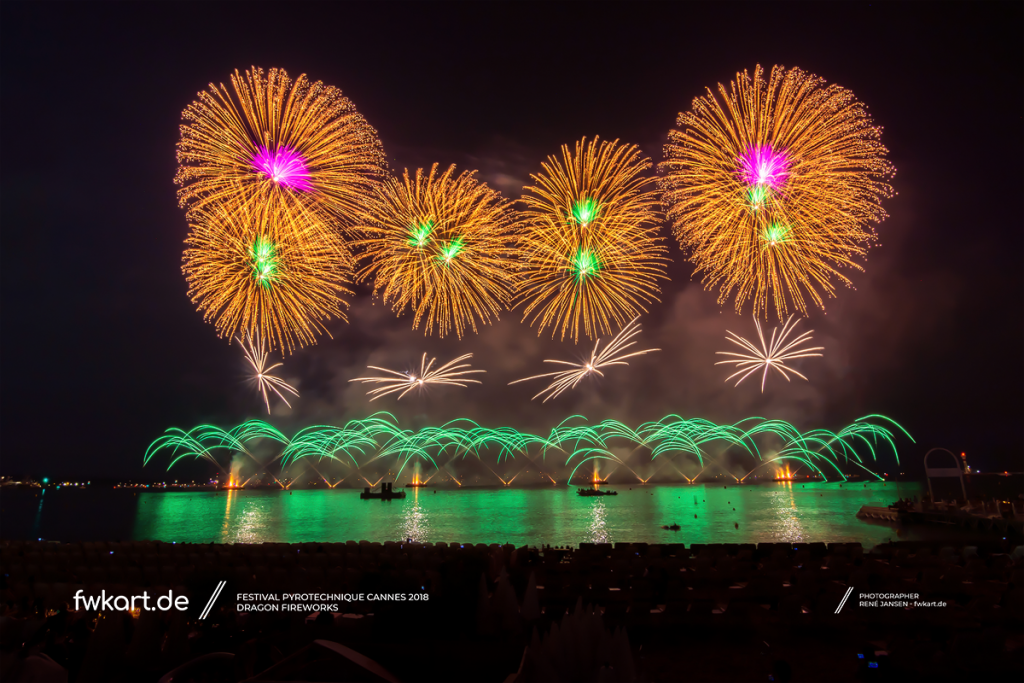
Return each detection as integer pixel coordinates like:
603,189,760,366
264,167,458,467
239,333,299,414
716,315,824,392
350,352,484,401
509,317,659,402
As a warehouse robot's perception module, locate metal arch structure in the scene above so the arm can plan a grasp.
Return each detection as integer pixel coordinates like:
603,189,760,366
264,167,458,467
923,447,967,501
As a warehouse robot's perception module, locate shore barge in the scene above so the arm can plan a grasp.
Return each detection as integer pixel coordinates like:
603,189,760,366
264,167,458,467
360,482,405,500
858,500,1023,537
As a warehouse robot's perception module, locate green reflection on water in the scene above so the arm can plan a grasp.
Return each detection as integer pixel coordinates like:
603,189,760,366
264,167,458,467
133,482,921,547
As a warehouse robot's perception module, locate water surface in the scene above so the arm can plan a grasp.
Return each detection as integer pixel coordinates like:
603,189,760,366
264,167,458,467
2,482,938,547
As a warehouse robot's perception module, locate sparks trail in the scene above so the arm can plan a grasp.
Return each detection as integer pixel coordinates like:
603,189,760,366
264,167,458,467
145,414,913,484
716,315,824,392
659,64,894,318
510,317,659,402
240,457,286,489
239,333,299,414
175,66,385,225
305,463,347,488
183,200,354,354
251,146,313,192
350,353,484,401
516,137,668,341
355,164,518,338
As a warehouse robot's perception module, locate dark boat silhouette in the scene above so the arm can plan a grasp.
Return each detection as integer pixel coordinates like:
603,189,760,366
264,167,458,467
661,523,681,531
577,487,617,496
360,482,406,500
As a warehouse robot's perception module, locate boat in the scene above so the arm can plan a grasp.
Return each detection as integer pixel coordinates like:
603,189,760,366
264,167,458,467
577,487,617,496
360,482,406,500
406,482,429,488
661,523,681,531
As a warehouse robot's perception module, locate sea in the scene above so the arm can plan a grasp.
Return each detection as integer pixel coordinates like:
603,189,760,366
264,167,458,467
0,480,982,548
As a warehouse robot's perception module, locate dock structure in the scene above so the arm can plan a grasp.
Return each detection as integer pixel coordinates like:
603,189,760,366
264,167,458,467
857,506,901,522
924,447,968,500
857,446,1023,536
857,499,1024,537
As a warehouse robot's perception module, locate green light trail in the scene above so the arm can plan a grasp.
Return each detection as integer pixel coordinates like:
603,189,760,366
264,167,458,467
572,198,599,226
570,249,601,281
249,236,279,288
145,414,912,484
407,220,433,248
761,223,790,246
437,236,464,263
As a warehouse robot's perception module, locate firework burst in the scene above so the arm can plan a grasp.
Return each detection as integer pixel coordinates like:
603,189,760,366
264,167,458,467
175,66,385,227
510,317,659,402
148,413,913,485
517,137,668,341
350,352,485,401
356,164,518,337
239,333,299,414
660,64,894,319
182,200,353,354
715,315,824,392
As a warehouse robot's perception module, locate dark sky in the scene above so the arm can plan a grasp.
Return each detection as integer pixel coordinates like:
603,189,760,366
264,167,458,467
1,2,1021,480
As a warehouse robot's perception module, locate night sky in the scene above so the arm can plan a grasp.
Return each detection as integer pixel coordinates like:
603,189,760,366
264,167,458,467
1,2,1021,480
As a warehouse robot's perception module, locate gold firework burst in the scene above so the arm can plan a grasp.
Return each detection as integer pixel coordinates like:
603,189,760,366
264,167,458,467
356,164,518,338
183,198,353,354
517,136,667,341
660,64,895,319
175,66,386,229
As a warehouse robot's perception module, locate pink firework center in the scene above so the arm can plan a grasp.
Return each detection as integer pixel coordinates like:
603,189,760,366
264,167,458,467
252,145,313,191
737,144,790,190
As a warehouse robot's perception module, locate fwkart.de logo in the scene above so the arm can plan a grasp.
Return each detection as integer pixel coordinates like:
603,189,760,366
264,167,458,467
74,589,189,613
72,580,227,618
